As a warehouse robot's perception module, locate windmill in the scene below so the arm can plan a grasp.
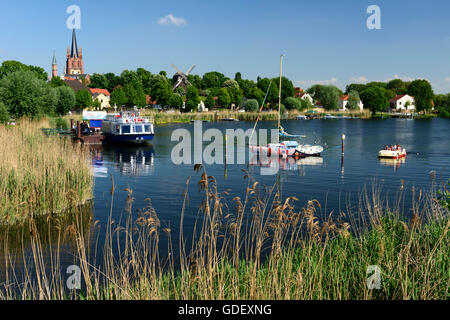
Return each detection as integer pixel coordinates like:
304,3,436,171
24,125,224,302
171,64,196,92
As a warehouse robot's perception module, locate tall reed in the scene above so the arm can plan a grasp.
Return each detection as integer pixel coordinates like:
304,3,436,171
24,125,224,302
0,119,93,224
0,167,448,299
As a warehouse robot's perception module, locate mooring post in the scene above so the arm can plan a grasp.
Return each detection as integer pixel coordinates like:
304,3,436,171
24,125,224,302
70,119,74,132
341,134,345,155
76,121,81,139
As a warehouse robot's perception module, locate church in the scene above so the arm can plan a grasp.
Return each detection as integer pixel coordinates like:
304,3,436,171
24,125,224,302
51,29,90,83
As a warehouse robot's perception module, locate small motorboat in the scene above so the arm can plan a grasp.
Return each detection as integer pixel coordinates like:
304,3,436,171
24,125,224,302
250,140,323,158
296,115,308,120
378,146,407,159
323,114,337,119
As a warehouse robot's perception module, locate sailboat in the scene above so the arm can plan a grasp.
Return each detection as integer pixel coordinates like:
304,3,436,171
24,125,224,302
249,55,324,158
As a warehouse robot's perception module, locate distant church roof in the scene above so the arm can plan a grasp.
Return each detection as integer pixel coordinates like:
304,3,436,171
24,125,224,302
52,51,57,64
70,29,79,58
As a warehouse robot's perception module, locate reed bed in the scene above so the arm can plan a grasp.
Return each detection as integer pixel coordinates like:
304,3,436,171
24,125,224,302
0,119,93,224
0,166,448,300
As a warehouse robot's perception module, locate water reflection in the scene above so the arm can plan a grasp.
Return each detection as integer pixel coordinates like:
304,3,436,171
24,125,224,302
104,144,155,176
379,157,406,171
249,155,323,172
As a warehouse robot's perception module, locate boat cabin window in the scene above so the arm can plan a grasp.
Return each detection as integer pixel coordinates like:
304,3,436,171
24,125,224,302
144,125,151,132
121,125,131,134
134,125,143,133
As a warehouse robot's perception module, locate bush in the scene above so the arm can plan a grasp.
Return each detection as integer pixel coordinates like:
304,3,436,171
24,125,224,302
0,70,56,118
243,99,259,112
283,97,302,110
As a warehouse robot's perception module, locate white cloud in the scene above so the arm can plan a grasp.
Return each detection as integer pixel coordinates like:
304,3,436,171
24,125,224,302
444,77,450,83
157,14,187,27
349,76,368,84
295,78,338,88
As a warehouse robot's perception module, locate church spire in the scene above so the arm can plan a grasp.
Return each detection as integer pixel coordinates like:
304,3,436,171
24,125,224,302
52,51,57,65
70,29,78,58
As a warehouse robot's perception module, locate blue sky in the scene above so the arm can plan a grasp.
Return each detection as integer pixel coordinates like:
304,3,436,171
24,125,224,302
0,0,449,92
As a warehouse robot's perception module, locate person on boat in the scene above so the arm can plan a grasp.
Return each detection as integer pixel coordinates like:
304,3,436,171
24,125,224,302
384,145,389,150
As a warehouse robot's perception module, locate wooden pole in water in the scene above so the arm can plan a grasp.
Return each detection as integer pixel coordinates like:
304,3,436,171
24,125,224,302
76,121,81,139
341,134,345,155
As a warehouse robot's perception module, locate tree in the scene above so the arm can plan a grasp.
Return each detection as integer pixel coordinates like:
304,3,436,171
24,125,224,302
0,101,9,124
169,94,183,109
187,74,203,90
360,86,388,115
245,86,265,105
316,85,340,110
243,99,259,112
89,73,108,89
346,90,361,110
228,86,243,107
345,83,366,94
202,71,226,89
49,76,67,88
55,86,76,115
149,77,172,107
283,97,302,110
0,70,54,118
123,82,146,107
272,76,294,101
104,73,122,93
407,79,434,111
0,60,48,81
185,86,200,111
217,88,231,108
205,93,215,109
223,79,239,89
110,87,127,107
75,89,93,110
257,78,278,103
387,79,405,93
234,72,242,82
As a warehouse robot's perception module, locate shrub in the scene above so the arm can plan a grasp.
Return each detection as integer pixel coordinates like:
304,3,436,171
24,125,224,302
283,97,302,110
243,99,259,112
0,101,9,124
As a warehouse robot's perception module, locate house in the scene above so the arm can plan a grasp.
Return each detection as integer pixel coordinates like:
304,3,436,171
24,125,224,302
299,93,314,105
389,94,415,111
89,88,110,110
339,95,364,111
64,79,88,92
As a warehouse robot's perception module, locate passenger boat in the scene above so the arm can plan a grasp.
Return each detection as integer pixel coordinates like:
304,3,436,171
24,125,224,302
378,146,407,159
102,111,154,144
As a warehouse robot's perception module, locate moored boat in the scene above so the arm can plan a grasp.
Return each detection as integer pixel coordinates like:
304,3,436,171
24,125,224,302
378,145,406,159
102,111,154,144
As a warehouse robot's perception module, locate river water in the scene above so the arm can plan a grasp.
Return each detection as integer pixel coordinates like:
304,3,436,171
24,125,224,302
1,118,449,288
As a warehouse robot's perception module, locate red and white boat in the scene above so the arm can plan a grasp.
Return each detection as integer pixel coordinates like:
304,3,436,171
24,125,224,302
378,146,407,159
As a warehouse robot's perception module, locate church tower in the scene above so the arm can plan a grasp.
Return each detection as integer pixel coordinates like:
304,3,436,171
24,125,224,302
66,29,84,76
51,52,58,79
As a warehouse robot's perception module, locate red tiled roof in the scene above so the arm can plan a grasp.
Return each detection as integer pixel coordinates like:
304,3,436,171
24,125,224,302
389,94,407,103
340,95,349,101
89,88,110,96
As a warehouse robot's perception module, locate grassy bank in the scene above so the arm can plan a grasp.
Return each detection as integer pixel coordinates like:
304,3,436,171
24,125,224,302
0,119,93,224
1,168,448,300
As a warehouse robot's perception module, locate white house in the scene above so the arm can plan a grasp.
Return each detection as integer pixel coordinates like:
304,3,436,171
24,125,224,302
299,93,314,105
389,94,415,111
89,88,111,110
339,95,364,111
197,100,208,112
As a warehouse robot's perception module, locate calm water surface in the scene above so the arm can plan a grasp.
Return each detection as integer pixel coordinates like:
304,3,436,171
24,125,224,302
92,118,449,230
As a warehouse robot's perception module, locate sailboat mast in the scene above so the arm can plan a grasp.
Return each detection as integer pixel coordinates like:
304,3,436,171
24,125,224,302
278,54,284,130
